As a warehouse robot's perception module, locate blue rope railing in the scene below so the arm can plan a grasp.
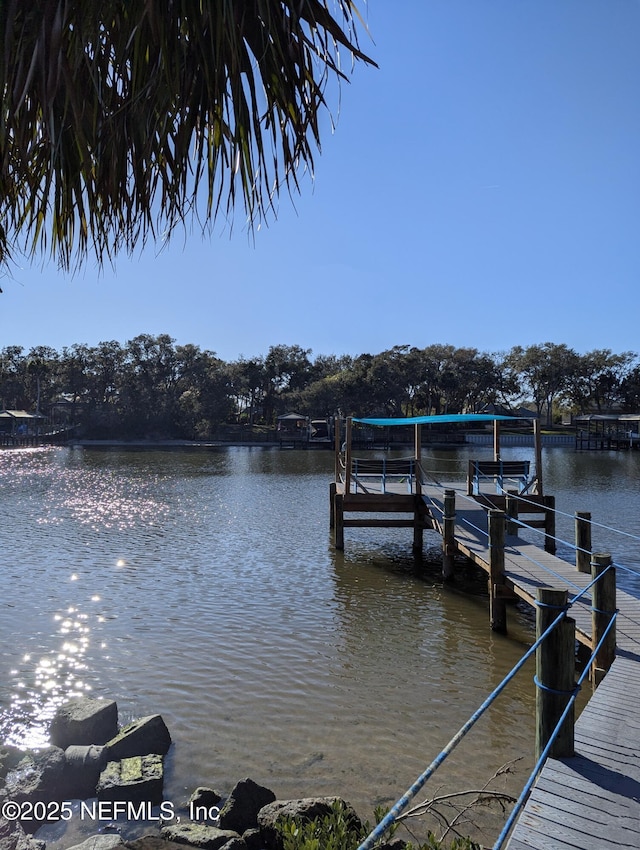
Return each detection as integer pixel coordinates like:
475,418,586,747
355,594,588,850
492,610,618,849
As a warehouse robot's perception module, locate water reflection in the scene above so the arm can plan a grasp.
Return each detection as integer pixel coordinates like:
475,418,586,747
0,444,638,845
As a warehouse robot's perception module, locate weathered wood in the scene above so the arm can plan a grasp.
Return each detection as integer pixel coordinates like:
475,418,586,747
414,423,422,498
534,417,543,494
442,489,456,582
334,492,344,550
329,481,336,529
505,490,519,536
591,552,616,685
536,587,575,760
543,495,556,554
575,511,591,573
344,417,352,496
488,509,506,633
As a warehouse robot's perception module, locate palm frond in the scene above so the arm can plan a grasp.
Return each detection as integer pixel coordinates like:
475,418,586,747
0,0,375,271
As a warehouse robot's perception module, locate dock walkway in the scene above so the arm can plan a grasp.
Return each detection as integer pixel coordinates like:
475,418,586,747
423,485,640,850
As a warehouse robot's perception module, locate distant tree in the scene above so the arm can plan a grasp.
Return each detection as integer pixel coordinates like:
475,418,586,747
0,345,27,408
26,346,59,414
0,1,374,271
263,344,314,422
620,364,640,412
566,349,636,413
506,343,579,427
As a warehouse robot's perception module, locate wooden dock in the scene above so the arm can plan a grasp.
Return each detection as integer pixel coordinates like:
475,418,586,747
331,415,640,849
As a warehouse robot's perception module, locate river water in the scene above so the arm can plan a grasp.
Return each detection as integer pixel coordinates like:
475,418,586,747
1,444,638,847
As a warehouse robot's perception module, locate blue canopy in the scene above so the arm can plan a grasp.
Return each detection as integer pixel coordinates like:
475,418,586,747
352,413,530,427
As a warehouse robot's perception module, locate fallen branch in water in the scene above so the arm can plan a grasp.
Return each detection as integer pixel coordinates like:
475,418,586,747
396,758,521,844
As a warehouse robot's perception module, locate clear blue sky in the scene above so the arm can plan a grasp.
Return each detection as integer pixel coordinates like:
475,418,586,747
1,0,639,362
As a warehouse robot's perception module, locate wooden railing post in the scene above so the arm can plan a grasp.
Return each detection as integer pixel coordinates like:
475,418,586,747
575,511,591,573
543,495,556,554
414,423,422,497
344,417,352,496
334,415,341,484
488,509,507,633
591,552,616,687
535,587,575,760
442,489,456,582
505,490,519,536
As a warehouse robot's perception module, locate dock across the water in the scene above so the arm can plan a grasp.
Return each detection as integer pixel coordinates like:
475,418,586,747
330,414,640,850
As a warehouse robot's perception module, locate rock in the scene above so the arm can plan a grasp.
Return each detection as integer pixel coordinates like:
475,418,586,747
0,819,45,850
1,747,68,806
125,836,193,850
0,747,25,781
217,778,275,834
257,797,362,850
189,787,223,811
125,837,189,850
241,828,262,850
218,839,247,850
106,716,172,760
97,755,163,805
65,745,109,799
66,835,124,850
161,823,242,849
50,698,118,749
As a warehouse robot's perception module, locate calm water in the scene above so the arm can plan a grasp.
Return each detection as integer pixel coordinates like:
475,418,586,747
1,445,638,846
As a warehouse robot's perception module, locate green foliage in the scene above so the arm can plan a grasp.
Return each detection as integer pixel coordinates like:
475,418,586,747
0,1,374,270
275,799,482,850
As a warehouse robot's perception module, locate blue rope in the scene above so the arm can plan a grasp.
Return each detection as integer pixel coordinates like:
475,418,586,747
493,611,618,850
355,605,569,850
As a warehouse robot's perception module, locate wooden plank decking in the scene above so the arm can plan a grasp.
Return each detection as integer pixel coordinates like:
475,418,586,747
421,484,640,850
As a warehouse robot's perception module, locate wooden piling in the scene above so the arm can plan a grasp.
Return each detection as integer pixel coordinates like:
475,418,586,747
329,481,336,529
488,509,507,633
442,489,456,582
505,490,519,536
591,552,616,686
543,495,556,554
535,587,575,761
412,500,423,554
334,492,344,550
534,418,543,494
575,511,591,573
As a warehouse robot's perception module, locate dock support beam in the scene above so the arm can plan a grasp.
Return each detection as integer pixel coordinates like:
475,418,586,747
442,489,456,582
334,493,344,550
591,552,616,687
488,509,507,633
575,511,591,573
535,587,575,760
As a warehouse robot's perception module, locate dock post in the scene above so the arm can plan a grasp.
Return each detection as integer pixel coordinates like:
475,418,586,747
535,587,575,760
334,493,344,550
575,511,591,573
505,490,519,536
442,489,456,582
329,482,336,529
591,552,616,687
412,499,424,554
488,509,507,633
543,495,556,554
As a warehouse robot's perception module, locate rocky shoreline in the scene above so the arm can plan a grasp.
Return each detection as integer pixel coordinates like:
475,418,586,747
0,698,404,850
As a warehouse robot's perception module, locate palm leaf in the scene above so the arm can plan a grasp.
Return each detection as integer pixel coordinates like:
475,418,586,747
0,0,376,271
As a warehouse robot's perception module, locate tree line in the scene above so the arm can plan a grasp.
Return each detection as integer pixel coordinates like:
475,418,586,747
1,336,639,440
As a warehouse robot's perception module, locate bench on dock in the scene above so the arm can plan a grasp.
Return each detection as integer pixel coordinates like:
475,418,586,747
467,460,531,496
350,457,417,494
